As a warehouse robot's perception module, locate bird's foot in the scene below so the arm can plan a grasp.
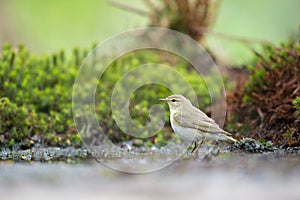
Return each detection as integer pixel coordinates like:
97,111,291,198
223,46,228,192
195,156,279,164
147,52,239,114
194,145,220,160
191,140,203,154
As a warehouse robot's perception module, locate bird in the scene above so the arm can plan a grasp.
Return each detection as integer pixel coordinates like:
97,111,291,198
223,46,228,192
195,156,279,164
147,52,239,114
159,94,236,153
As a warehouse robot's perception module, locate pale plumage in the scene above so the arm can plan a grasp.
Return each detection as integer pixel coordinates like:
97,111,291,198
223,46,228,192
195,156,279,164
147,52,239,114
159,94,236,147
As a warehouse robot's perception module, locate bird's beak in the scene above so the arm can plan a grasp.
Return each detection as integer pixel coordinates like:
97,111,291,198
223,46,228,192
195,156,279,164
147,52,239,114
159,98,167,101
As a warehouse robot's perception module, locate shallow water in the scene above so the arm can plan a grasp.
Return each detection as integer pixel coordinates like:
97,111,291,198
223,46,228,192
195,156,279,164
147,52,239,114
1,148,300,200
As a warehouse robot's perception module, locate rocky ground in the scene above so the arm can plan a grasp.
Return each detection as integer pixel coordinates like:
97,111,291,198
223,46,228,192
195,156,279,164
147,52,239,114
1,140,300,200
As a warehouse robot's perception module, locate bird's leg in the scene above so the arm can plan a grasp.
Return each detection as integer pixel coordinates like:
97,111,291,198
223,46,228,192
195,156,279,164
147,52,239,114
191,140,204,154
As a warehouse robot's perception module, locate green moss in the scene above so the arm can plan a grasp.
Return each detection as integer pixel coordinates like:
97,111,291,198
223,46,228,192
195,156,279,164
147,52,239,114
0,44,222,149
293,97,300,117
0,44,84,149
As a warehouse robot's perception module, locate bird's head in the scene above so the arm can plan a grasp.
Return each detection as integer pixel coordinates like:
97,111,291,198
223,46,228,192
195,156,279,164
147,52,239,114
159,94,192,109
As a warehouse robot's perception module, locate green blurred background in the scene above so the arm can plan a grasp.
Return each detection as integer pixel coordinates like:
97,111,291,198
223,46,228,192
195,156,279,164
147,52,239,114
0,0,299,64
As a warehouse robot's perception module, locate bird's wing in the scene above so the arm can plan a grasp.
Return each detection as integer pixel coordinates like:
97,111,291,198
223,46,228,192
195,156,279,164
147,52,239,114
173,106,231,135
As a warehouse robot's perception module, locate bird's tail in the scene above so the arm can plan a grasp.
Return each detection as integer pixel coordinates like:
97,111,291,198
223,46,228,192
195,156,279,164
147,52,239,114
219,133,237,143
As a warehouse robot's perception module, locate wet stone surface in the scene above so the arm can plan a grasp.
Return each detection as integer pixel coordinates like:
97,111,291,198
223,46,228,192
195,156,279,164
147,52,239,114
1,140,300,200
0,139,299,163
0,147,90,162
1,147,300,200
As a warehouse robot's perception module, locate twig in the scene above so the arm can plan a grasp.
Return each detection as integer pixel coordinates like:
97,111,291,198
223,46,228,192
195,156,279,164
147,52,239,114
108,0,149,16
144,0,158,11
257,108,264,121
195,27,272,45
251,49,270,68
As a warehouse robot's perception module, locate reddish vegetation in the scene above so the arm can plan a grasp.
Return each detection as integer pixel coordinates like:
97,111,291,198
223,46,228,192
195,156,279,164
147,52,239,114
227,44,300,146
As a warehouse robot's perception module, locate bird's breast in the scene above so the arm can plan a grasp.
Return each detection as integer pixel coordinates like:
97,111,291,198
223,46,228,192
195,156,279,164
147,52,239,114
170,118,201,142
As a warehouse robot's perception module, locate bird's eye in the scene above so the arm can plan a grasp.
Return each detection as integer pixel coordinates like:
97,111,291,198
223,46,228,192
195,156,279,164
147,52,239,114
171,99,177,102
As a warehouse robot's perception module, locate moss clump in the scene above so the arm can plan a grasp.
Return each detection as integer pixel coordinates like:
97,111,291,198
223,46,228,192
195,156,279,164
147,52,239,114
293,97,300,117
230,137,276,153
227,42,300,147
0,44,86,149
1,45,219,149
